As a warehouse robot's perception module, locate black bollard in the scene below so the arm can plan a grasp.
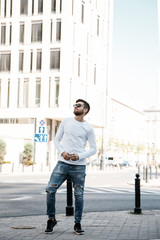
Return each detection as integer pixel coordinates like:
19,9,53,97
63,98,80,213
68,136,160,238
134,173,142,214
66,176,74,216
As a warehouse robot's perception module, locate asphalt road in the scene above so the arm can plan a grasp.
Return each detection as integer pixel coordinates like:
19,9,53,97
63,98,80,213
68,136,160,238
0,169,160,218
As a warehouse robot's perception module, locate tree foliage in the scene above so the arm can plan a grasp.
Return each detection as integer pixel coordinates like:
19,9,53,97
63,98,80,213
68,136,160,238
0,139,6,163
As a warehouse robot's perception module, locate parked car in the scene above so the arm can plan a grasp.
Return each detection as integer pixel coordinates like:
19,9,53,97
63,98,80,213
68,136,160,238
122,161,131,167
105,156,122,167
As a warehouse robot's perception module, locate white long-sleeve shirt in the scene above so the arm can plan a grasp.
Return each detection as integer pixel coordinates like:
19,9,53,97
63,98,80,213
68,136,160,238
54,117,97,165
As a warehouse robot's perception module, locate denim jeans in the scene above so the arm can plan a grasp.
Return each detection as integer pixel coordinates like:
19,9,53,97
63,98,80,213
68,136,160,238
46,161,86,223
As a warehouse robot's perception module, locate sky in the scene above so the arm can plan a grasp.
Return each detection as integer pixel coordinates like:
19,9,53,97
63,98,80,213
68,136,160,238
111,0,160,108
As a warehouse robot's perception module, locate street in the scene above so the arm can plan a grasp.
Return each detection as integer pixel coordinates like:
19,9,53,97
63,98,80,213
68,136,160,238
0,168,160,218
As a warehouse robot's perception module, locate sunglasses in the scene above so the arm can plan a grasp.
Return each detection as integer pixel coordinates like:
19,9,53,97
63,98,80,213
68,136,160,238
73,103,83,108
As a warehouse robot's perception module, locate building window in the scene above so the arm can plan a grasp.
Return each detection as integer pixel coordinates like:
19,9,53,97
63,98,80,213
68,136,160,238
50,20,53,41
60,0,62,12
20,0,28,15
17,79,20,107
49,78,51,107
19,51,24,72
81,2,84,23
36,50,42,71
31,22,42,42
0,53,11,72
32,0,34,14
97,16,100,36
35,78,41,107
10,0,12,16
9,23,12,44
55,120,61,134
72,0,74,15
4,0,6,17
56,19,61,41
78,54,80,77
7,79,10,108
30,50,33,72
51,0,56,12
55,77,59,106
1,24,6,45
23,79,29,107
0,0,12,17
19,23,24,43
50,49,60,69
38,0,43,13
0,118,34,124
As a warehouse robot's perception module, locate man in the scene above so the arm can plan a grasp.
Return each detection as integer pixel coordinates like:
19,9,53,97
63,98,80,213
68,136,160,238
45,99,97,235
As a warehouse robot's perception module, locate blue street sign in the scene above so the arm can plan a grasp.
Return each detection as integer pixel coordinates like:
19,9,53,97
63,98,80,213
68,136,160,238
34,134,48,142
39,127,45,133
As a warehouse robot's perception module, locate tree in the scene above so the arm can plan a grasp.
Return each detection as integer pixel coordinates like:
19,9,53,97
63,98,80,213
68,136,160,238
23,143,34,166
0,139,6,164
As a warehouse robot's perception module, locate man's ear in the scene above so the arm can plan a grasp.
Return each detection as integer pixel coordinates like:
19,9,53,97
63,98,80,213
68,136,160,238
84,108,88,114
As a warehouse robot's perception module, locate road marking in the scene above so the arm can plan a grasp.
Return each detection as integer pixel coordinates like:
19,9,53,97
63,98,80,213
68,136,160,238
0,181,17,183
53,187,160,195
10,196,32,201
5,187,160,202
141,190,160,195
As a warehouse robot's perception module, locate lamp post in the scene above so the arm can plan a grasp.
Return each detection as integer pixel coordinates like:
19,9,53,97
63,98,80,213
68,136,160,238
100,125,104,170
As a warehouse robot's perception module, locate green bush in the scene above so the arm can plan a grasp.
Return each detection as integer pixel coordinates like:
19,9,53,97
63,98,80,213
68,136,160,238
23,143,34,166
0,139,6,164
2,161,11,164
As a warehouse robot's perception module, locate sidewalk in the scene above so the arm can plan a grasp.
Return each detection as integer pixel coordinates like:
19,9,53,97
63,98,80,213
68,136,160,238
0,210,160,240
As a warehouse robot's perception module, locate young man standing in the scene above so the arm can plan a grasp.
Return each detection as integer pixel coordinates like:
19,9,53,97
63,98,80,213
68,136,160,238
45,99,97,235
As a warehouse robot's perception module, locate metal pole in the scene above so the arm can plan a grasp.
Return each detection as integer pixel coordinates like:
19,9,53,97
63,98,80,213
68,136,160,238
12,162,14,172
134,173,142,214
100,155,104,170
149,165,152,180
143,166,145,180
100,125,104,170
66,176,74,216
155,165,158,179
145,166,148,183
22,163,24,172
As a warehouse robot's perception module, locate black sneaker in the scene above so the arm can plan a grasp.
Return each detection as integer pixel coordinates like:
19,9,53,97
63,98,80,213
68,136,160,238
74,223,84,235
45,219,57,234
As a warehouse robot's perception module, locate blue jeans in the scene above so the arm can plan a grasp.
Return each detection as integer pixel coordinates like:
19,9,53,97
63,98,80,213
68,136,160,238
46,161,86,223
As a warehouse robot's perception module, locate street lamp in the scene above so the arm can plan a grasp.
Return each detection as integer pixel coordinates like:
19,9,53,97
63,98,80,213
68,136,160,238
100,125,104,170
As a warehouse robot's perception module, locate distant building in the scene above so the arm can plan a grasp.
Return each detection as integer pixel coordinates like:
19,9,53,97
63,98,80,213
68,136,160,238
107,91,146,164
0,0,113,170
143,108,160,165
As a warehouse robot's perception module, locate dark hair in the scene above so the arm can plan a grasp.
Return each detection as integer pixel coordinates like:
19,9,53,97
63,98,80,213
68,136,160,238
76,99,90,115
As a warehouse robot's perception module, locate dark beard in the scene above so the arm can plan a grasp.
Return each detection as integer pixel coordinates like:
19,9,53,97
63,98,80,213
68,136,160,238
74,110,84,116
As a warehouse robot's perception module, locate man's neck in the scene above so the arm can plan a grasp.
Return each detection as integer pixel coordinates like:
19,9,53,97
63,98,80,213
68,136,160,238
74,115,85,122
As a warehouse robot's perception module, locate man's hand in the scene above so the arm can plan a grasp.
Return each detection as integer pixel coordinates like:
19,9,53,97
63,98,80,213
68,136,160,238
61,152,79,161
61,152,71,160
69,154,79,161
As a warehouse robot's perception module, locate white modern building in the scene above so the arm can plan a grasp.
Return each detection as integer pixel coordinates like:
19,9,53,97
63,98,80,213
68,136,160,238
0,0,113,171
